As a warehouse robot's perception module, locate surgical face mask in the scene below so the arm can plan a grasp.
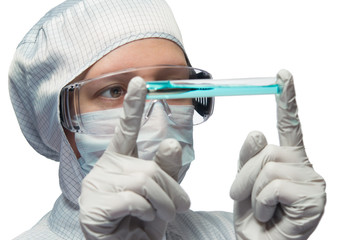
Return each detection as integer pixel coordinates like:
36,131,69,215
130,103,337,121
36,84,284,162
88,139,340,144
75,103,195,180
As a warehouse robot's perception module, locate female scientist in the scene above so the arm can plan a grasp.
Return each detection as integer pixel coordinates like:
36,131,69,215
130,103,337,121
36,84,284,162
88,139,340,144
9,0,326,239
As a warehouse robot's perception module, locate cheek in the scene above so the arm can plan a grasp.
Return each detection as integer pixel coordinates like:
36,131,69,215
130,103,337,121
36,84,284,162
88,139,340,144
165,98,193,105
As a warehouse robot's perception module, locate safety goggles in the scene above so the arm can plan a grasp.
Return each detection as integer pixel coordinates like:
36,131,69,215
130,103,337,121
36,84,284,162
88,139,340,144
60,65,214,133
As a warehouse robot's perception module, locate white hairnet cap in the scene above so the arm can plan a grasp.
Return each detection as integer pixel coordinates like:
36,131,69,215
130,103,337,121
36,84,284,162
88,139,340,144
9,0,186,204
9,0,185,160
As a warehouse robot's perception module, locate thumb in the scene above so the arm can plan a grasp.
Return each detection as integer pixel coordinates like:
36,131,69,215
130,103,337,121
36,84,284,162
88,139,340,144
238,131,267,169
153,138,183,181
230,131,267,200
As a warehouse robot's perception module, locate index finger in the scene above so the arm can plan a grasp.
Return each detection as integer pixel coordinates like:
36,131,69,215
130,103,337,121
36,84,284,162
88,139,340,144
276,69,304,147
107,76,147,155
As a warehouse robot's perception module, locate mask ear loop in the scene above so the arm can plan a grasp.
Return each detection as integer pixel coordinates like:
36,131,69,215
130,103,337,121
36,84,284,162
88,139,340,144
142,99,175,126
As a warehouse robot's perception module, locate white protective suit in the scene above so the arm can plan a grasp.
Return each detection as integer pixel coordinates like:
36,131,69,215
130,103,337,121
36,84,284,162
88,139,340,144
9,0,235,239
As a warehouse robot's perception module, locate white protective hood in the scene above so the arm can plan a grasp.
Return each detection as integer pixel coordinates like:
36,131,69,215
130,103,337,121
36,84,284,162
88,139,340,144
9,0,186,205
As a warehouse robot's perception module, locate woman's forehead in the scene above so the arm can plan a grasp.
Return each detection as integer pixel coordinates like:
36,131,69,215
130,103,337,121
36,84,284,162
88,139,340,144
84,38,187,80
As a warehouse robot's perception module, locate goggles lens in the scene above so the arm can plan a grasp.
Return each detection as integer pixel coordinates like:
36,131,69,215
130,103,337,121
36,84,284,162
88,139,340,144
60,65,214,133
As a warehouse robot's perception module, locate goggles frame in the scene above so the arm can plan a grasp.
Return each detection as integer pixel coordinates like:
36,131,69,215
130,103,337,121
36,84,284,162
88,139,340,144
60,65,215,133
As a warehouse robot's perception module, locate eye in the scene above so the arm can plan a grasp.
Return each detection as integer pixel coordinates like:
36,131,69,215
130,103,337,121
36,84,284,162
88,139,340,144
100,86,125,98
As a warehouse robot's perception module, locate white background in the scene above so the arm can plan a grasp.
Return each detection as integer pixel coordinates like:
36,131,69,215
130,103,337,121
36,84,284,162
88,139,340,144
1,0,359,239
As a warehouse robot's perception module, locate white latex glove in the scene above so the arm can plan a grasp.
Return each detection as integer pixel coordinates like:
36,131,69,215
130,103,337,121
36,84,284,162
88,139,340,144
79,77,190,240
230,70,326,240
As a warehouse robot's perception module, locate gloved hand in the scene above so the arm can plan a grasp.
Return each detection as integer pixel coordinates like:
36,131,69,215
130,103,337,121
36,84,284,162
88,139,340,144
78,77,191,240
230,70,326,240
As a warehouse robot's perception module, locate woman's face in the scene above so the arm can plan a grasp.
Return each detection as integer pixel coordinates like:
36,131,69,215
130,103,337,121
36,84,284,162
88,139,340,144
65,38,188,158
